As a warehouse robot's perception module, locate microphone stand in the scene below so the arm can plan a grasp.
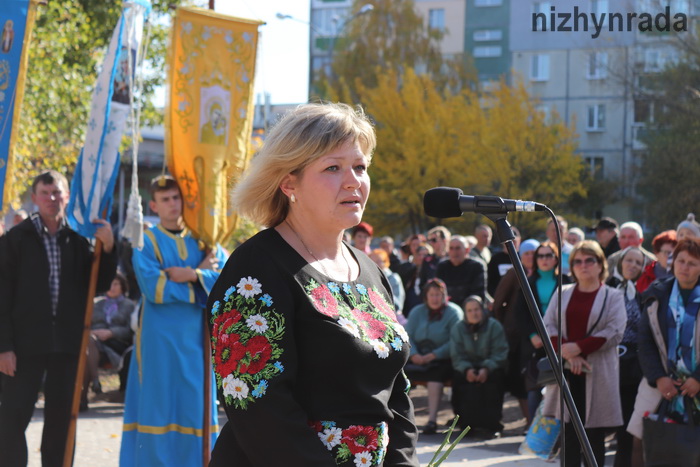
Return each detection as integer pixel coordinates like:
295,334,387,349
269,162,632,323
486,212,597,467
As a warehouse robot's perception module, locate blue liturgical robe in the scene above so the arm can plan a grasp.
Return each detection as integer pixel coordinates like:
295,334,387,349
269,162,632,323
120,224,226,466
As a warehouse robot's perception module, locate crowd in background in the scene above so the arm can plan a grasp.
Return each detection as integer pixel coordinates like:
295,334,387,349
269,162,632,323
360,212,700,466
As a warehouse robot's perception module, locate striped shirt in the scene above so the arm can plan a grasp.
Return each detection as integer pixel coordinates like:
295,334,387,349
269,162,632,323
31,213,67,316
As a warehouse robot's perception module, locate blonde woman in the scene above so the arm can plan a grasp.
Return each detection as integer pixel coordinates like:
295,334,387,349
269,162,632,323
206,103,418,466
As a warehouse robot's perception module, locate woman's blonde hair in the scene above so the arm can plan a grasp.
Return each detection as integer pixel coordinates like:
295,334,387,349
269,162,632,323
231,102,376,227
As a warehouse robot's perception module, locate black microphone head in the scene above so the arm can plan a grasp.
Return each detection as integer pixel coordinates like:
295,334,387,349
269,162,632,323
424,187,464,218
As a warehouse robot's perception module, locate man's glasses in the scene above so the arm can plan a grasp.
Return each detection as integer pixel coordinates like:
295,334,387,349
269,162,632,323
572,257,598,267
537,253,555,259
428,237,438,243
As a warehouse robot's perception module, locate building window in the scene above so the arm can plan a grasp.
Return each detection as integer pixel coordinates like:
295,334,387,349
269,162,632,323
587,52,608,79
530,54,549,81
587,104,606,131
428,8,445,31
473,29,503,41
475,0,502,6
474,46,502,58
585,156,605,181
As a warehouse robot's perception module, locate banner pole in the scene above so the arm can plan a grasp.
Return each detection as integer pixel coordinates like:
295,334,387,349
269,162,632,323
63,212,106,467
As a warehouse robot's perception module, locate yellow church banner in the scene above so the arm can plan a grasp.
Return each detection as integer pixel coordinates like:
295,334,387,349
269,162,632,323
166,7,262,247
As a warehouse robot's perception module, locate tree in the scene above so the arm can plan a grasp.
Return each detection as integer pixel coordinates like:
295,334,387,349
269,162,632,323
313,0,475,102
359,69,585,235
9,0,190,206
636,50,700,230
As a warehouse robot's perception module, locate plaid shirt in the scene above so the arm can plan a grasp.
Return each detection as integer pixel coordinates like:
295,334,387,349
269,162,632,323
31,213,67,316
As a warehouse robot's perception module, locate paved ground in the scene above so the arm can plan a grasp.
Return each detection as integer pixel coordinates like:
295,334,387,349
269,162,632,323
25,376,615,466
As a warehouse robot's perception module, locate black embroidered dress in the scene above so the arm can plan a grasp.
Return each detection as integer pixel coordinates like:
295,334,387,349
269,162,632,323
207,229,419,466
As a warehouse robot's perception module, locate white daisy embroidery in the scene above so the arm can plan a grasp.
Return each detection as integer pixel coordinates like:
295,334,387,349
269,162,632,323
222,375,249,400
394,323,409,343
318,427,343,450
338,317,361,338
354,451,373,467
246,314,268,333
370,340,390,359
237,276,262,298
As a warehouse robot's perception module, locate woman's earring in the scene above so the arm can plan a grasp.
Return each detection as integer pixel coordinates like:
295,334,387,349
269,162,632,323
290,193,296,204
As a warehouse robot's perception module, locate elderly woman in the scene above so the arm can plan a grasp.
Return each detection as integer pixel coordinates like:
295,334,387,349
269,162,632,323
542,240,626,467
605,247,646,467
206,103,418,465
404,279,463,435
636,230,677,293
517,241,572,424
82,273,136,407
628,238,700,463
450,296,508,437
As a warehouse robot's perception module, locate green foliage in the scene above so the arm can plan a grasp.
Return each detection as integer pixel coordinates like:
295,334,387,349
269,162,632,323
10,0,196,206
359,70,585,235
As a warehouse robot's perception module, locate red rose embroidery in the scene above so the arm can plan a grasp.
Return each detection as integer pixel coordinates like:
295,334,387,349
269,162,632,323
342,425,379,454
238,335,272,374
212,309,242,336
214,332,241,377
309,284,340,317
368,289,397,322
350,308,386,340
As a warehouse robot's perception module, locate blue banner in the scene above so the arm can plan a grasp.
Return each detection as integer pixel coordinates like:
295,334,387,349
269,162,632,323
67,0,150,237
0,0,36,212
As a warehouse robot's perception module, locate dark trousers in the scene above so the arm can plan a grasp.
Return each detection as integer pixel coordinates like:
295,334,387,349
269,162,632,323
614,355,642,467
0,352,78,467
452,368,506,432
563,372,607,467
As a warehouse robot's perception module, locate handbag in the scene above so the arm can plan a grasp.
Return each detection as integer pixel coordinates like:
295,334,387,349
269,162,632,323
535,289,608,387
519,398,561,460
643,397,700,467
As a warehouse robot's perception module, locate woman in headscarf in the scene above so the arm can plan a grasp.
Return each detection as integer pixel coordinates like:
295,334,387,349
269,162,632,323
450,295,508,437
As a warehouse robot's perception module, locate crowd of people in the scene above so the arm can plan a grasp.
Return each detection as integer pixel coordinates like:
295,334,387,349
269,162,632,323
381,213,700,466
0,102,698,467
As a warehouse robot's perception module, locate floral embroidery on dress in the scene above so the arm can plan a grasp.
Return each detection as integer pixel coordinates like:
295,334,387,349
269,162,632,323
210,277,285,409
304,279,409,358
309,420,389,466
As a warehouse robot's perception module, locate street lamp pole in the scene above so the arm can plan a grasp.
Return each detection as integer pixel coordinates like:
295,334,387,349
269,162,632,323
276,12,324,100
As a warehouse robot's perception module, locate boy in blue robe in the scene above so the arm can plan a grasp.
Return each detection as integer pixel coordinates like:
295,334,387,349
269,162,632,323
120,175,226,465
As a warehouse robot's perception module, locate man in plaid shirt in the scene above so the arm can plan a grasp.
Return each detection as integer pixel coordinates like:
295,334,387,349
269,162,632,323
0,170,117,466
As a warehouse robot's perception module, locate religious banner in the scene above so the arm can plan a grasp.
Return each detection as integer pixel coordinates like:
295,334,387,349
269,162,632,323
166,7,262,247
67,0,150,237
0,0,39,212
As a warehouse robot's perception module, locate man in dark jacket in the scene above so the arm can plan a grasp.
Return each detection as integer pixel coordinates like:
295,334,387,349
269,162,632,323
0,170,116,466
437,235,487,306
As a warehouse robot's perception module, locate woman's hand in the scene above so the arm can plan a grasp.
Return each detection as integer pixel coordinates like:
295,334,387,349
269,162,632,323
656,376,680,400
476,368,489,383
561,342,582,360
423,353,436,364
466,369,477,383
410,354,425,365
680,377,700,398
92,329,113,341
566,356,591,375
530,335,543,349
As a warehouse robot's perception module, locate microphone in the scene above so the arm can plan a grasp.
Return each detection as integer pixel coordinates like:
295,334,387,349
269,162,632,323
423,187,546,218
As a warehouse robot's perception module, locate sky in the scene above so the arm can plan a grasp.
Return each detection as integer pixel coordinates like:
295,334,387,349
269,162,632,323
217,0,311,105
